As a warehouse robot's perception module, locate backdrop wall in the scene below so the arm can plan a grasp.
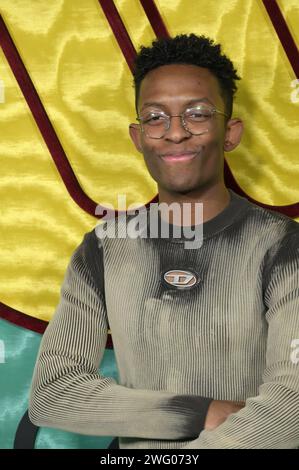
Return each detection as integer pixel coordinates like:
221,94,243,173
0,0,298,448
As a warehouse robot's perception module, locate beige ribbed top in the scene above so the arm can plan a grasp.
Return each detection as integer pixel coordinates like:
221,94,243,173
29,191,299,448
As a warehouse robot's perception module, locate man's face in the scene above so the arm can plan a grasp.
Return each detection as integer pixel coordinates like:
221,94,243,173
130,64,238,195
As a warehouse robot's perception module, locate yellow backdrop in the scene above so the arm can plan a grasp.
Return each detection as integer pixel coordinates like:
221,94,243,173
0,0,298,323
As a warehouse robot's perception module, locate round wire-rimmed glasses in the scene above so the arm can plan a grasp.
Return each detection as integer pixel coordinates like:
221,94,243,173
136,105,228,139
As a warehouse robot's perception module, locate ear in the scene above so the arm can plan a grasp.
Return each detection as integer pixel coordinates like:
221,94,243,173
129,124,143,153
223,118,244,152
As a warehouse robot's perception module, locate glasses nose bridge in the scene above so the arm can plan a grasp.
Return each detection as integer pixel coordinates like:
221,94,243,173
166,113,188,134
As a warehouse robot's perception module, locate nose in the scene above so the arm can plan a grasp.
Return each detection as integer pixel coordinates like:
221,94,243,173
165,116,191,142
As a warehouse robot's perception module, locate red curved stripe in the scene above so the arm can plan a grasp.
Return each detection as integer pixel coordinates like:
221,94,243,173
0,14,157,218
139,0,169,38
262,0,299,79
98,0,136,72
0,15,99,217
224,161,298,218
0,302,48,334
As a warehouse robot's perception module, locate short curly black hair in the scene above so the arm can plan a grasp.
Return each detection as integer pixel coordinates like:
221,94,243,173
133,34,240,118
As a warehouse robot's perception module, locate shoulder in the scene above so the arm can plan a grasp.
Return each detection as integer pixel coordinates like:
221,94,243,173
242,203,299,281
73,229,102,263
233,191,299,244
67,229,105,289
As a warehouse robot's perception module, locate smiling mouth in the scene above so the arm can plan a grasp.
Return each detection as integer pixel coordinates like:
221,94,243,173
160,151,198,163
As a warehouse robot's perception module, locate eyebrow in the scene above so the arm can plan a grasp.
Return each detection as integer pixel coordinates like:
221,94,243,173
140,97,215,111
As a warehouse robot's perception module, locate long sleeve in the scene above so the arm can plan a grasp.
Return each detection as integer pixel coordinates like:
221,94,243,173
183,228,299,449
28,230,211,440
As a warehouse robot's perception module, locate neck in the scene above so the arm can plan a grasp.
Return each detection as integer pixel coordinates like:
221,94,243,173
157,181,230,225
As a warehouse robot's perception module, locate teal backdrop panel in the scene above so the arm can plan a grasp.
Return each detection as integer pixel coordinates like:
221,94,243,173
0,318,118,449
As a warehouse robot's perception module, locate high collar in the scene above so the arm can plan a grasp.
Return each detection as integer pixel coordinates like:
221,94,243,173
149,189,250,242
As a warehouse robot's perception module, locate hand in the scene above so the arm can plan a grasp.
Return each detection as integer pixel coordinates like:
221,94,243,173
204,400,245,431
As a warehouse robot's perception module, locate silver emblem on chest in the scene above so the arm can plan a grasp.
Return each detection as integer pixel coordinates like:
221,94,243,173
163,269,199,289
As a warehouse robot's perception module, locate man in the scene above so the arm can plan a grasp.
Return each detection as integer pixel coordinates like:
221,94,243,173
29,34,299,449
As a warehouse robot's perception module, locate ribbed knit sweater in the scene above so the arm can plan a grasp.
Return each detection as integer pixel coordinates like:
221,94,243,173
29,190,299,449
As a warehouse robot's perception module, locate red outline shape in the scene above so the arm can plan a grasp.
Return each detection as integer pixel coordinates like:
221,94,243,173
0,302,48,334
1,1,299,332
262,0,299,78
98,0,136,72
139,0,169,38
0,15,102,217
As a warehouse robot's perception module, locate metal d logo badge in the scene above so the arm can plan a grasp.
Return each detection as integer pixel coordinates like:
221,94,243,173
163,269,199,289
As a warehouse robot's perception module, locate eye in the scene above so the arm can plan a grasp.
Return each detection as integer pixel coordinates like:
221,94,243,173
141,112,167,125
185,107,212,121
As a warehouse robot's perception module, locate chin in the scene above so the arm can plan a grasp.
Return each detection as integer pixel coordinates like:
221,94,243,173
164,181,201,195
